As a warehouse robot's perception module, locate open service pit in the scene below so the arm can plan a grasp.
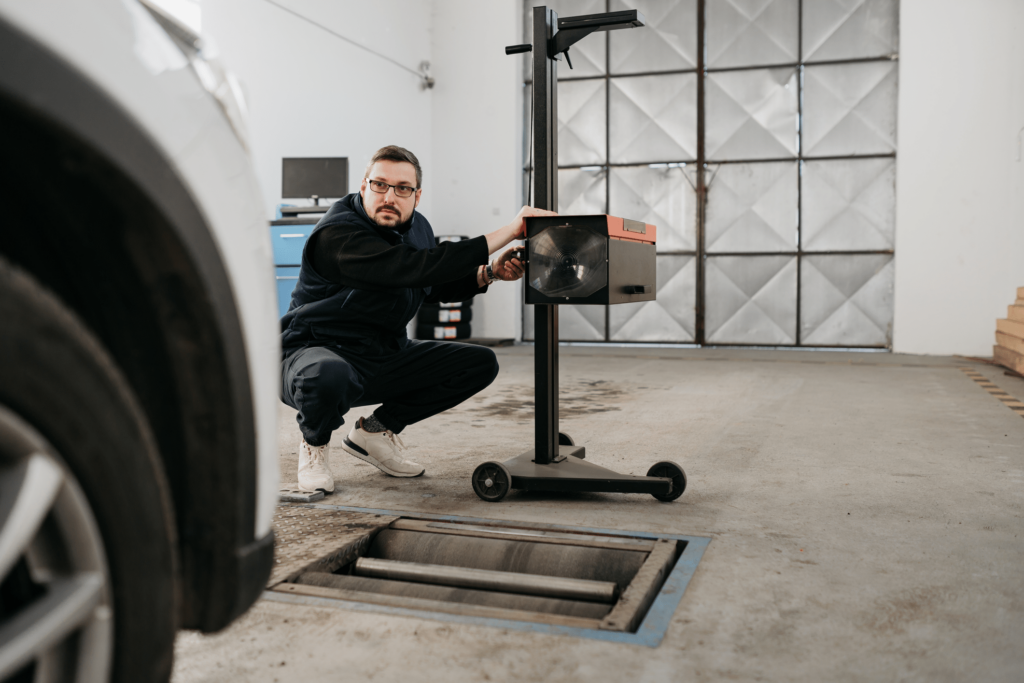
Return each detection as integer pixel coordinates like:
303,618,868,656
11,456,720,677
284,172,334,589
266,504,709,647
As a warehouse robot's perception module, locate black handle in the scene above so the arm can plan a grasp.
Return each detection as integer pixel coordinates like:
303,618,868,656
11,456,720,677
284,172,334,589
505,44,533,55
624,285,652,294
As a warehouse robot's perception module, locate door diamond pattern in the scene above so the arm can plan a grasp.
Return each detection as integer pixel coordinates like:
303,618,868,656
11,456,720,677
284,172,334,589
611,256,696,341
706,0,798,68
609,164,697,253
610,74,697,163
706,68,798,159
801,255,893,345
557,79,607,166
610,0,697,74
523,304,605,341
521,168,606,233
558,167,606,214
706,256,797,343
559,304,606,340
706,161,797,253
802,158,895,250
802,0,899,62
521,0,897,348
803,62,897,156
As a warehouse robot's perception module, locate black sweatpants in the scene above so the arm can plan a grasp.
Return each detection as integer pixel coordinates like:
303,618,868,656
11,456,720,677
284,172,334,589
280,337,499,447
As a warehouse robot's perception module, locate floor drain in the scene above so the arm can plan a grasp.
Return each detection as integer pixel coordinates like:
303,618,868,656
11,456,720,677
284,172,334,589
265,504,709,647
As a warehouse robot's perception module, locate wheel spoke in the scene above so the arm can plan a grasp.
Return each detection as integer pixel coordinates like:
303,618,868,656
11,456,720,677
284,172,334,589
31,644,64,683
0,573,104,680
0,453,63,581
72,596,114,683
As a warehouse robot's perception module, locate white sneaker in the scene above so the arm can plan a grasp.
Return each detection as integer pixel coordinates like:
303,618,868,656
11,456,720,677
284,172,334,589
297,439,335,492
341,418,425,477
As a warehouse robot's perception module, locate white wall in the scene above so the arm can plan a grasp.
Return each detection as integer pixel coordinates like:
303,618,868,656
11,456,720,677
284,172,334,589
203,0,523,339
204,0,435,218
430,0,524,340
893,0,1024,356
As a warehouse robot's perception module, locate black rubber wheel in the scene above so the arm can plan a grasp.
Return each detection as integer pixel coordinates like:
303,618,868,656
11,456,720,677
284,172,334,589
0,258,178,683
472,461,512,502
647,461,687,502
557,432,575,446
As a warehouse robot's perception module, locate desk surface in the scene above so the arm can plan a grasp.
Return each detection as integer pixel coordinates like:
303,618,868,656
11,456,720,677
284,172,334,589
271,217,320,226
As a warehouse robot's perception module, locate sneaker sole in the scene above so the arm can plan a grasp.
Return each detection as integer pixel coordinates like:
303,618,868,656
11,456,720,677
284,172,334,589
297,476,334,494
297,483,334,494
342,437,425,478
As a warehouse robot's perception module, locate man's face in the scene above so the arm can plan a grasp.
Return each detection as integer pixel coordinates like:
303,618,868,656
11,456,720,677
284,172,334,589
360,160,422,228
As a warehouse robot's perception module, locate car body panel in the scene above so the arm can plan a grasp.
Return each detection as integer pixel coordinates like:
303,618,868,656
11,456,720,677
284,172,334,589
0,0,279,540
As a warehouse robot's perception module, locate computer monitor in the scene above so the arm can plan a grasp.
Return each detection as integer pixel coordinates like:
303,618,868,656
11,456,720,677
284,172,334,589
281,157,348,202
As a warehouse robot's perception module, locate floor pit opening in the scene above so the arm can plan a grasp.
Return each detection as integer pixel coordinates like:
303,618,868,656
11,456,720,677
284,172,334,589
267,505,709,646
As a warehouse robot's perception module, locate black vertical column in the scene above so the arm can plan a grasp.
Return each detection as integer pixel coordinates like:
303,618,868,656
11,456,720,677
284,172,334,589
795,0,804,346
533,6,559,464
694,0,707,346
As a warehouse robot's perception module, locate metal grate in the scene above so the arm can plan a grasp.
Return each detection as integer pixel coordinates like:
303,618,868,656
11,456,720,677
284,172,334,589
269,506,397,586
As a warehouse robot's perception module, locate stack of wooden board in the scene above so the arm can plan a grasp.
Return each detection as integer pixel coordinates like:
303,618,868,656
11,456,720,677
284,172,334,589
994,287,1024,374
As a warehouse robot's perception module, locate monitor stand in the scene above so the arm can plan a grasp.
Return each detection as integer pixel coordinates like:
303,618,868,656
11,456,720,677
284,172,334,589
280,197,329,217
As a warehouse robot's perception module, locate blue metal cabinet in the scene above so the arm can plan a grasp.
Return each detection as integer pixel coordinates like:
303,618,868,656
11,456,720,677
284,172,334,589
275,267,300,317
270,225,313,265
270,217,316,318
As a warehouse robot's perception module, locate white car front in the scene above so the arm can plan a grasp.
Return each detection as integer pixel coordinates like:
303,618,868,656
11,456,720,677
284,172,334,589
0,0,281,679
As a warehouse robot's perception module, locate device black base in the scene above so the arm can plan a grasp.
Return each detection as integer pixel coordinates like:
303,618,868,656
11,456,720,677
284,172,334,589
503,450,673,495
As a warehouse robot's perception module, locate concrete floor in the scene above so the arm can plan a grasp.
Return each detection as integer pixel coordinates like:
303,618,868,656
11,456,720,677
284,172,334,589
172,346,1024,682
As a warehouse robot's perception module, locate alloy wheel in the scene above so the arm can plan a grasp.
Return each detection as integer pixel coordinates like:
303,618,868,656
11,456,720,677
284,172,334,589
0,405,113,682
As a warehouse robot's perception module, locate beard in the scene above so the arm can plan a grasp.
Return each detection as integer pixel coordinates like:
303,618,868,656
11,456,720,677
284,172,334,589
371,205,408,227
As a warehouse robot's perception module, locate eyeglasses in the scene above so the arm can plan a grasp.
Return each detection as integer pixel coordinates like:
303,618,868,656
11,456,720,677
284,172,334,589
366,179,418,198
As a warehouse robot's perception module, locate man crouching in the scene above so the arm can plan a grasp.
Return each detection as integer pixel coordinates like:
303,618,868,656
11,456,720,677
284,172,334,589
280,145,555,492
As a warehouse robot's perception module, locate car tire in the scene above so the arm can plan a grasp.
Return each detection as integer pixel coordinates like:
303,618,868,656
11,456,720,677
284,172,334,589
0,256,178,683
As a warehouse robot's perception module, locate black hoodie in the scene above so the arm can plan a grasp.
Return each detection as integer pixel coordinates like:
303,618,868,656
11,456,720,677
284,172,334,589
280,193,489,354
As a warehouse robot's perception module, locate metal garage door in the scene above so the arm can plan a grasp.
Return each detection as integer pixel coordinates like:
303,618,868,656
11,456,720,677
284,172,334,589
522,0,898,348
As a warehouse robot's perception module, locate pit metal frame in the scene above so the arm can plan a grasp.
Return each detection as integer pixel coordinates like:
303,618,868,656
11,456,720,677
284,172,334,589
262,504,710,648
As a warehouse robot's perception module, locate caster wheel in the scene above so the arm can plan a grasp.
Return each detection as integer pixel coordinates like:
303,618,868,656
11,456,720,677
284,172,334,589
472,461,511,502
647,461,686,502
558,432,575,446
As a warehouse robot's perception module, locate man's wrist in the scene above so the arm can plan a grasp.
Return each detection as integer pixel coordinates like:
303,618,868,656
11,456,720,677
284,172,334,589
484,260,500,284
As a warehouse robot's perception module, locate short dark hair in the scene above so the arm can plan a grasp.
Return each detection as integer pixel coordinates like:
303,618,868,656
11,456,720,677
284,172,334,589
365,145,422,188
